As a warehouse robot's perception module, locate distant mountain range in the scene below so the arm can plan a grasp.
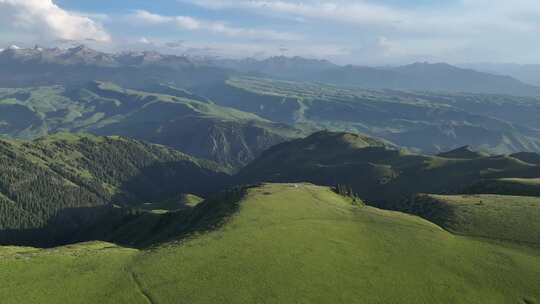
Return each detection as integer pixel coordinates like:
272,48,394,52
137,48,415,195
0,81,301,170
216,56,540,96
0,45,230,88
315,62,540,96
3,45,540,96
4,75,540,166
0,44,193,68
196,77,540,155
461,62,540,87
209,55,338,80
208,54,540,96
3,45,540,165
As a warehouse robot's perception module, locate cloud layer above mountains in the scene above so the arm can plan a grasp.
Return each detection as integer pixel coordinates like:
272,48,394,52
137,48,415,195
1,0,540,64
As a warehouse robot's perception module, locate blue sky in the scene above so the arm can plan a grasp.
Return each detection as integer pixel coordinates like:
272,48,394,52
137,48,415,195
1,0,540,64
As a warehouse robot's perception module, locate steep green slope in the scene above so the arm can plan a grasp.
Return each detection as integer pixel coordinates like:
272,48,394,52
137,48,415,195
411,194,540,245
0,82,301,169
237,131,540,206
0,134,228,245
1,184,539,304
195,77,540,154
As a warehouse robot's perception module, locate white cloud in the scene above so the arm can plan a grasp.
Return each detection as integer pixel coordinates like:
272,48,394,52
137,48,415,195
2,0,538,63
132,10,172,25
175,16,201,30
188,0,540,26
130,10,300,41
188,0,405,27
179,0,540,63
138,37,152,44
0,0,111,43
186,0,540,34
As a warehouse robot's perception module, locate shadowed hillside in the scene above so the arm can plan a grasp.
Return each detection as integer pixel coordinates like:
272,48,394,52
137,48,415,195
0,134,229,246
437,146,489,159
411,194,540,245
464,178,540,197
237,131,540,207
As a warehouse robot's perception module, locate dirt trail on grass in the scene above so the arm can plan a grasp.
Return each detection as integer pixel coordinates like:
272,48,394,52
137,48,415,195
129,270,157,304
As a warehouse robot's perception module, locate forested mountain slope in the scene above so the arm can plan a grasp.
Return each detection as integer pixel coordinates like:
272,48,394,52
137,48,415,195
0,134,228,245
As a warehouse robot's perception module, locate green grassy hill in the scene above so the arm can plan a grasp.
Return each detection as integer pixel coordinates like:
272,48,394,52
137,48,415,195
0,134,228,246
411,194,540,244
1,184,539,304
237,131,540,206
